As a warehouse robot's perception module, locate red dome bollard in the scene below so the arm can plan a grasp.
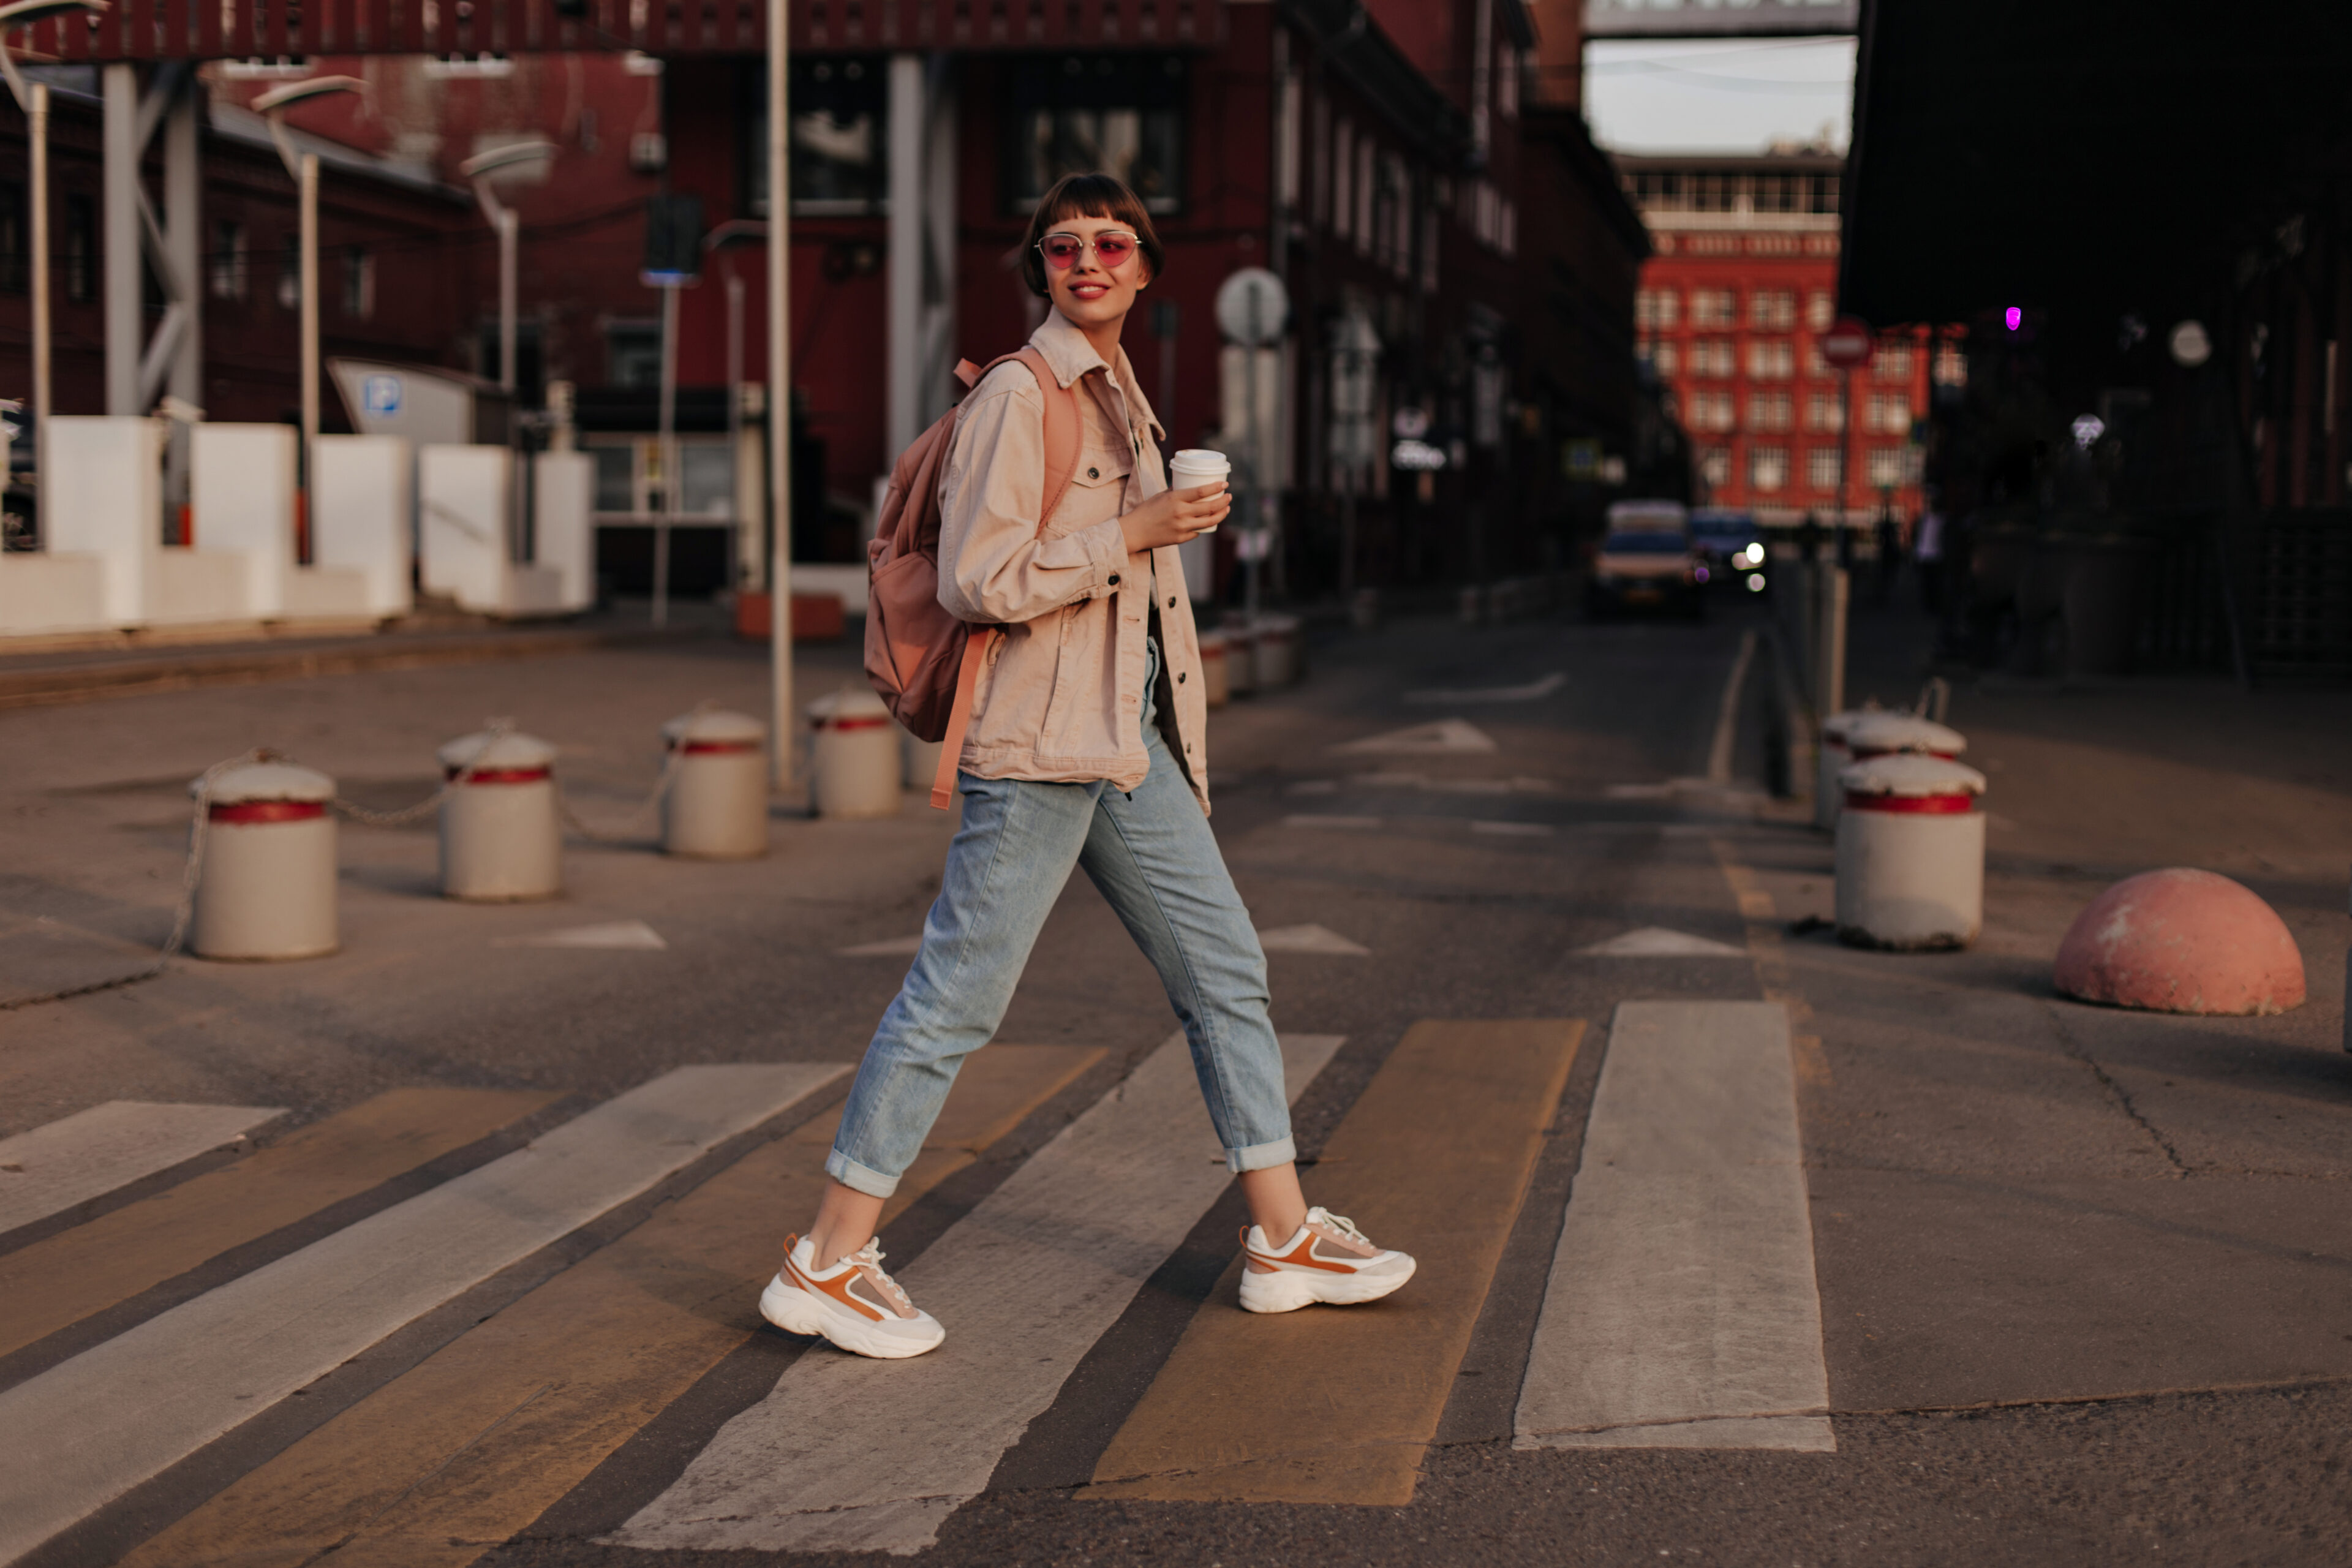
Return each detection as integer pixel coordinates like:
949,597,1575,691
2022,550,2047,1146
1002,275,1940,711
2054,868,2305,1016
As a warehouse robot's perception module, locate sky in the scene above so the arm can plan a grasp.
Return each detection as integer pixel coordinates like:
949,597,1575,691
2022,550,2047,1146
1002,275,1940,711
1581,37,1858,156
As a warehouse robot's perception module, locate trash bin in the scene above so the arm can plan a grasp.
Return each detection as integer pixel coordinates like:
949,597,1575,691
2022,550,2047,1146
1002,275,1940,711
1252,612,1302,688
1223,622,1258,697
438,729,562,901
189,760,339,960
660,709,769,859
1834,753,1987,950
809,688,902,818
1197,629,1231,709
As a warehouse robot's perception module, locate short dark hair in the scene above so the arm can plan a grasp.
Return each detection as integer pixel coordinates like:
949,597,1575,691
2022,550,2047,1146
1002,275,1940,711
1019,173,1166,299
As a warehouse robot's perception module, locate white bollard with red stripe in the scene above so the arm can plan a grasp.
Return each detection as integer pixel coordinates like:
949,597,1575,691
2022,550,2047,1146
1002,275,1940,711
189,761,339,960
1834,753,1988,950
807,689,903,818
1842,711,1965,763
437,729,562,901
900,723,946,793
661,709,770,859
1812,706,1876,831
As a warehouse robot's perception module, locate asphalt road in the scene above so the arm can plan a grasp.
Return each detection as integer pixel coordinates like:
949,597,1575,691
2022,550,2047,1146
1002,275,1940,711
2,598,2346,1567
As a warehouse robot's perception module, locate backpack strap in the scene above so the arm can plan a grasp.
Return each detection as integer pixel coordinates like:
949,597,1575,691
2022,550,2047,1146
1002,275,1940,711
925,346,1088,812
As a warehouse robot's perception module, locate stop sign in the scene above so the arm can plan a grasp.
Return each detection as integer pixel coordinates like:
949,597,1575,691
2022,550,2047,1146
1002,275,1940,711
1820,315,1874,370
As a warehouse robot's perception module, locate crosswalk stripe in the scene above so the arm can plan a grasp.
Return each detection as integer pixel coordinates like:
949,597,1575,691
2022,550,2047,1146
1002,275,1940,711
0,1088,556,1363
610,1032,1346,1557
0,1062,847,1566
0,1101,285,1238
1513,1001,1834,1453
116,1047,1100,1568
1085,1019,1582,1506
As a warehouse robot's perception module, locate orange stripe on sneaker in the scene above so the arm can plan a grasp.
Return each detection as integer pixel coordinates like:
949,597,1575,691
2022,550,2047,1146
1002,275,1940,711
1086,1019,1583,1508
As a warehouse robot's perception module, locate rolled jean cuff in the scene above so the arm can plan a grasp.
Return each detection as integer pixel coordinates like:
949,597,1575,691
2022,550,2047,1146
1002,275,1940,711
1226,1135,1297,1175
825,1148,901,1199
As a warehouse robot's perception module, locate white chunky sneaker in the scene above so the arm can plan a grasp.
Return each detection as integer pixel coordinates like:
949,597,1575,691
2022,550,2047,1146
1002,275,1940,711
1238,1206,1417,1314
760,1234,946,1359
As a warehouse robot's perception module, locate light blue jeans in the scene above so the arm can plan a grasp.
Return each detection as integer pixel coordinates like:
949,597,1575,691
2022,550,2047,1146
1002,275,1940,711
828,639,1294,1197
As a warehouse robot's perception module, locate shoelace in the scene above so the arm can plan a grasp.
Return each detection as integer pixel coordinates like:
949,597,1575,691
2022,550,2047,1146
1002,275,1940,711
1306,1206,1373,1247
848,1237,916,1314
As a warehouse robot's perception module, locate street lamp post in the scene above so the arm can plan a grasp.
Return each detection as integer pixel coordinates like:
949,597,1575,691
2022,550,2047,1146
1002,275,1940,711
0,0,109,519
252,75,363,533
459,141,557,401
766,0,794,790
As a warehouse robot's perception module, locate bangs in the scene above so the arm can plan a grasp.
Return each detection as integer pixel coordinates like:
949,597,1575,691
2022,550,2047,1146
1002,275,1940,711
1020,172,1168,297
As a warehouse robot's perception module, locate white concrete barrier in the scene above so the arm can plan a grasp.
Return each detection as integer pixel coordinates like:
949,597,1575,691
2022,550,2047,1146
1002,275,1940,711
190,424,296,619
532,450,597,612
420,445,512,613
44,416,164,627
313,434,413,617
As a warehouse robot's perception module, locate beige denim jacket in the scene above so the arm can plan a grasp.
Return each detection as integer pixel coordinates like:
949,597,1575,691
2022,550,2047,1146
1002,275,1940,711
938,309,1210,812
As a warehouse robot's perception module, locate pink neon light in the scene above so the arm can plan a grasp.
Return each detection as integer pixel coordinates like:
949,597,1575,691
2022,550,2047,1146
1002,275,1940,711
2005,307,2022,331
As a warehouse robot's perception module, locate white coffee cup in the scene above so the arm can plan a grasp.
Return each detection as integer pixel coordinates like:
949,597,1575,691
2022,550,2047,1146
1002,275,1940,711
1168,448,1231,532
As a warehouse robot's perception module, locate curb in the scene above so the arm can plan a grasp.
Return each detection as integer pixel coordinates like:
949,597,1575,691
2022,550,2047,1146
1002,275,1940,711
0,625,706,712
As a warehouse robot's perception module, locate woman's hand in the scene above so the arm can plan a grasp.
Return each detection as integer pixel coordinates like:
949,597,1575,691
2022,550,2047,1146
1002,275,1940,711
1119,482,1231,554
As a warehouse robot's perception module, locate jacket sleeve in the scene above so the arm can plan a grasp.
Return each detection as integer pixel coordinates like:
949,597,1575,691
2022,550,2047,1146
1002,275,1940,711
937,380,1129,625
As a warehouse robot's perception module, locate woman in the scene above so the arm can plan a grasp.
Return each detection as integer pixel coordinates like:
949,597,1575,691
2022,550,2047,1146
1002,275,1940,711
759,173,1413,1360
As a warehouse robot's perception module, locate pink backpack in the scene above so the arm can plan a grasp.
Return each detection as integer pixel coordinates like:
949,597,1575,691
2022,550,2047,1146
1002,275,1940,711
864,347,1080,809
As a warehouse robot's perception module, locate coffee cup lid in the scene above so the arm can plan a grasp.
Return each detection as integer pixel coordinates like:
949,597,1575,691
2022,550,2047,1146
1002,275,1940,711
1171,448,1228,468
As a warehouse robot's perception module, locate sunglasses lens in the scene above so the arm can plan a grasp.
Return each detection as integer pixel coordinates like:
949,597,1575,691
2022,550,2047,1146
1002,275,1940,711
1096,236,1134,265
1041,237,1084,268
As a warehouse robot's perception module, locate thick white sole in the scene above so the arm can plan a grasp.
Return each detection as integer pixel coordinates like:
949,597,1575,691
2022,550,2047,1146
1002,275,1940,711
1238,1256,1417,1314
758,1272,945,1360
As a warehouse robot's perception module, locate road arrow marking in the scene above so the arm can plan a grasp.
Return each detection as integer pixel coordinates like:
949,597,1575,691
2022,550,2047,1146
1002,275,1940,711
503,921,668,951
1331,719,1498,756
1403,671,1566,704
1574,927,1747,957
1257,924,1371,956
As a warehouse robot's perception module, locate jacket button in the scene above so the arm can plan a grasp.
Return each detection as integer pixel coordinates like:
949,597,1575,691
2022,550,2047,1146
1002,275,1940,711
1178,671,1187,683
1107,573,1121,586
1087,466,1100,480
1166,595,1176,608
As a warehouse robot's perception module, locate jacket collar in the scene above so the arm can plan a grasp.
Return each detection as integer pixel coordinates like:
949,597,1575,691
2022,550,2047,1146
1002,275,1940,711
1031,308,1167,443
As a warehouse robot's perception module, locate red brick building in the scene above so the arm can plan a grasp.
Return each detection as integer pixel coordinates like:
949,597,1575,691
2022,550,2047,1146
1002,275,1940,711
1618,148,1958,526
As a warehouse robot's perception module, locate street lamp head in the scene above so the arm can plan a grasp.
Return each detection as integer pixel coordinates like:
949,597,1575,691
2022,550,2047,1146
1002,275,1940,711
0,0,106,31
251,74,364,116
461,140,559,179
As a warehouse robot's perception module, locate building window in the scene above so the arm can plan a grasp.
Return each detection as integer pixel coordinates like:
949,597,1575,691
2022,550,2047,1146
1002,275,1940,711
1806,174,1840,213
1874,342,1915,382
1694,339,1736,379
1750,446,1789,493
1694,173,1731,213
1331,118,1353,240
1749,391,1793,431
1932,341,1967,386
607,319,662,388
1747,340,1794,380
1698,391,1739,431
1868,390,1912,435
1806,391,1842,432
64,195,96,303
208,220,247,300
1691,288,1736,328
1651,340,1679,377
1806,448,1841,491
1005,55,1188,215
783,56,887,215
1750,290,1795,330
1637,288,1680,330
0,184,24,294
1866,446,1907,488
341,246,374,318
277,234,300,310
1806,340,1838,379
1806,290,1834,331
1700,447,1732,488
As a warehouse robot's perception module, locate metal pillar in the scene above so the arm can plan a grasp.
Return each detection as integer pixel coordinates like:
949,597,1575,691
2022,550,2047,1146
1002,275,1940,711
766,0,794,790
885,53,954,462
28,81,49,485
101,64,138,415
162,81,202,526
652,278,678,627
496,208,518,394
